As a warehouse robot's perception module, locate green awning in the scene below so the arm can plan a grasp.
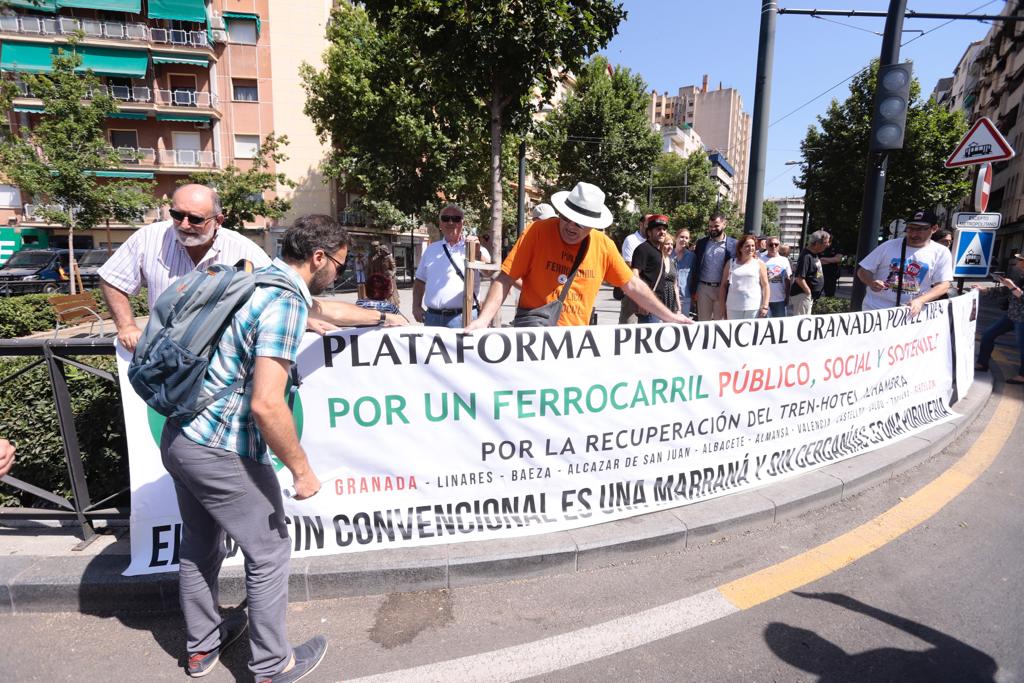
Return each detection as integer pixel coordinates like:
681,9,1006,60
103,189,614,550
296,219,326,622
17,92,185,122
152,53,209,67
57,0,142,11
7,0,57,12
156,113,210,123
223,11,261,36
89,170,154,179
12,104,44,113
0,43,148,78
147,0,206,23
108,111,148,120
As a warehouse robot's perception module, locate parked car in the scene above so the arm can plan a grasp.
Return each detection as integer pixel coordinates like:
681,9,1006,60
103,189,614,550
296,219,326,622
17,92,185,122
0,249,83,295
77,249,112,289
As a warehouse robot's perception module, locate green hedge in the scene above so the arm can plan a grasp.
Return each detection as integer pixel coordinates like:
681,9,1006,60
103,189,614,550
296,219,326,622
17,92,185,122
0,355,129,508
0,289,149,337
0,290,148,508
813,296,851,315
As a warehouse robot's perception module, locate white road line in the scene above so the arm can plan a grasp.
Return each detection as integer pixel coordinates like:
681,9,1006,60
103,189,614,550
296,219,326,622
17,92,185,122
346,588,738,683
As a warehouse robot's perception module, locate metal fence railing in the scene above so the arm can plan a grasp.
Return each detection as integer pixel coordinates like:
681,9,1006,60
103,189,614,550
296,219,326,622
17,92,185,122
0,337,124,542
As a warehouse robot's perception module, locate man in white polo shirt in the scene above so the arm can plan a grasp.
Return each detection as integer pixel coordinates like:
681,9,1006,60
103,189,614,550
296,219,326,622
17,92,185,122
101,184,406,351
412,203,491,327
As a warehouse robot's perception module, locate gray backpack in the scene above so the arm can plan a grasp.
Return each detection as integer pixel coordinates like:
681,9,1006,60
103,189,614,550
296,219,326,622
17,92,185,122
128,259,301,421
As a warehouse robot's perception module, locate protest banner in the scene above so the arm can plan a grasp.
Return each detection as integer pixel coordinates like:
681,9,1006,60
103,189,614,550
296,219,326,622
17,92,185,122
120,297,971,576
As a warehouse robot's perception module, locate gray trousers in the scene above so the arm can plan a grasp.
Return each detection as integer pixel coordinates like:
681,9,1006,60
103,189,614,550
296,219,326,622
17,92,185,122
161,422,292,680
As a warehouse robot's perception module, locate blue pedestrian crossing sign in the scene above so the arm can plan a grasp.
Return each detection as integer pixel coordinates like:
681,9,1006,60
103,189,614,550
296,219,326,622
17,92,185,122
952,226,997,278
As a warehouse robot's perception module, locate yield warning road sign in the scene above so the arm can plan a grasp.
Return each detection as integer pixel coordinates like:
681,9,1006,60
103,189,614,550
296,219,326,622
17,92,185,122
951,221,998,278
945,117,1015,168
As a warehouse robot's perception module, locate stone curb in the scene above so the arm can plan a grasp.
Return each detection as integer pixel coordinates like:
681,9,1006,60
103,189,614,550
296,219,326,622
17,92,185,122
0,375,994,614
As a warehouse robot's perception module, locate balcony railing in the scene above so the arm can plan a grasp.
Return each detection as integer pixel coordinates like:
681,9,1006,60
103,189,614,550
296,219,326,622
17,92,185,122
112,146,220,169
153,88,218,109
0,13,207,48
13,82,218,109
149,27,208,49
23,203,159,224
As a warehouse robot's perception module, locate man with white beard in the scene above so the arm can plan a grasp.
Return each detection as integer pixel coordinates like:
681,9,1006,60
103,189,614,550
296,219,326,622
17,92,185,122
100,184,272,350
101,185,406,351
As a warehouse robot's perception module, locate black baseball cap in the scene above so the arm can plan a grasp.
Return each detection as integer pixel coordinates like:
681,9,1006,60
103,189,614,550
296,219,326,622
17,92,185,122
907,209,939,226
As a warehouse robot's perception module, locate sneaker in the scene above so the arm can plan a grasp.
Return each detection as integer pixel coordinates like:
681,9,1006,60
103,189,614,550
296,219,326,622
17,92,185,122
187,611,249,678
259,636,328,683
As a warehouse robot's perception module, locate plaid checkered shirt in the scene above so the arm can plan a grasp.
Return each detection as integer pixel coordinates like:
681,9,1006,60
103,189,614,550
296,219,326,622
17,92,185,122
182,258,312,463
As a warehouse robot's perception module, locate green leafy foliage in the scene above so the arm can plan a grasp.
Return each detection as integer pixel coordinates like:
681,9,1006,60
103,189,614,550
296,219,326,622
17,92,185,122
304,0,626,259
534,56,660,221
0,39,156,281
796,61,971,252
813,296,852,315
760,200,779,236
186,132,295,230
0,290,147,337
0,355,129,509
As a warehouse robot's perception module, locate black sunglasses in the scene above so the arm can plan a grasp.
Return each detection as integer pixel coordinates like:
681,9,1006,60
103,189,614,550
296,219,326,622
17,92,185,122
322,250,347,276
440,215,463,223
169,208,215,226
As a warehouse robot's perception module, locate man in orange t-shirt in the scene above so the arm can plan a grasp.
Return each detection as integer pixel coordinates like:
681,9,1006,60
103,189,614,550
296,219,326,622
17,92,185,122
467,182,693,328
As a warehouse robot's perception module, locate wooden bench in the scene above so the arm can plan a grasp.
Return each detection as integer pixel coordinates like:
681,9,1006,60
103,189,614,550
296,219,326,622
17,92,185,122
48,292,111,337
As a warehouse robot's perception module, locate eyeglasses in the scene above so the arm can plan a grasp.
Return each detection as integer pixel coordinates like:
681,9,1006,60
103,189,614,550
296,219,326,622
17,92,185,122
769,242,780,247
440,215,463,223
322,250,347,276
906,224,932,232
169,208,215,226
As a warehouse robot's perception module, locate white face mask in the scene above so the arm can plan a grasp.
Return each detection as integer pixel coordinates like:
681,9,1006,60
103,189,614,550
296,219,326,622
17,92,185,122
175,226,215,248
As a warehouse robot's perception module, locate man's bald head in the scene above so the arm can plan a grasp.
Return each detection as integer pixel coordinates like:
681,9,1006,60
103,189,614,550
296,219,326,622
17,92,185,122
173,184,222,216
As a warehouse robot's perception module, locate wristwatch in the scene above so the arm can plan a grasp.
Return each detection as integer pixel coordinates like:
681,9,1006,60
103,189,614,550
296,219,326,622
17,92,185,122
378,310,387,326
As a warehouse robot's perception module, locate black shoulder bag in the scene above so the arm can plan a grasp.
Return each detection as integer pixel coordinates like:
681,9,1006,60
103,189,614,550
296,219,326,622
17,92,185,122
512,236,590,327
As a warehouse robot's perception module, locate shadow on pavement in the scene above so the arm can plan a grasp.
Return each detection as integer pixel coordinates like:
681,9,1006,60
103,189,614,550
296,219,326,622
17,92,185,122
764,592,997,682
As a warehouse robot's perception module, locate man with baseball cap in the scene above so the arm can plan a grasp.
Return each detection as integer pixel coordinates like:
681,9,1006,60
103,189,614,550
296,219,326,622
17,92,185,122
467,182,692,328
857,209,952,315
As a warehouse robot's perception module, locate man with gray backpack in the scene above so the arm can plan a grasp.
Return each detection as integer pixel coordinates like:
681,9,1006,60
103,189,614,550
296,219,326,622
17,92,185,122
145,214,347,682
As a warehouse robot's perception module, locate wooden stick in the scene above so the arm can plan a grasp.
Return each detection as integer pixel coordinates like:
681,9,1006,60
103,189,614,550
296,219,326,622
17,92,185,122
463,239,478,323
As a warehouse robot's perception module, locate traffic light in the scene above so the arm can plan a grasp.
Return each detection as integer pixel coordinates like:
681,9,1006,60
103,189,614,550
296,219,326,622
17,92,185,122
869,62,913,152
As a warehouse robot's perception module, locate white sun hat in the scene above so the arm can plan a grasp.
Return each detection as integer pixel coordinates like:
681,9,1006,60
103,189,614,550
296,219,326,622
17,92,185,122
550,182,614,230
530,203,556,220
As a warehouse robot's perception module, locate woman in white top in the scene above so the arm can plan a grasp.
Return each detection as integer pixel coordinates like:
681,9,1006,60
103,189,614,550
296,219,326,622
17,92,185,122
718,233,770,319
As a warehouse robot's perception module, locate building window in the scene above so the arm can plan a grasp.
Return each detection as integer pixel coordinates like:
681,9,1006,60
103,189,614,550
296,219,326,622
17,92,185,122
0,184,21,209
232,79,258,102
234,134,260,159
227,18,258,45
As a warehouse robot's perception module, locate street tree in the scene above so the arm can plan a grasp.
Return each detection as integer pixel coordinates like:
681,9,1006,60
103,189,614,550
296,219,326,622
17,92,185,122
356,0,626,262
186,132,294,231
302,2,489,223
534,56,660,227
796,61,970,251
760,200,779,236
0,41,155,293
642,152,728,239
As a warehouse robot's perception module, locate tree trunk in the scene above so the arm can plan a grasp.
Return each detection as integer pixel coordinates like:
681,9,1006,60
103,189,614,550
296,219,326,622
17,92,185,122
488,91,503,265
67,223,76,295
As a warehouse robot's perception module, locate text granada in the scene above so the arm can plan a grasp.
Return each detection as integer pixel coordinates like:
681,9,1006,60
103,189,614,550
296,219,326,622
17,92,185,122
335,475,417,496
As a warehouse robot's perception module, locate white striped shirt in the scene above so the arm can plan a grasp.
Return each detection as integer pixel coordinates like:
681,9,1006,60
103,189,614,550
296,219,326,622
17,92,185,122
98,220,271,309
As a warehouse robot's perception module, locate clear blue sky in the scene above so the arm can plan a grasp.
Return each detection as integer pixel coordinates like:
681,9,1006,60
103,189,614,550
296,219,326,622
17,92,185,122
601,0,996,202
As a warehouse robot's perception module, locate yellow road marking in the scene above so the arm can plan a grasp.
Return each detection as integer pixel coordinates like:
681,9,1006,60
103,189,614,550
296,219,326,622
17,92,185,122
719,391,1019,610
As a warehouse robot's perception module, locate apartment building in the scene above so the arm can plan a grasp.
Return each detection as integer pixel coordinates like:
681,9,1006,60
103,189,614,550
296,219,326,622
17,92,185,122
767,195,805,248
936,4,1024,267
658,123,704,158
649,75,752,214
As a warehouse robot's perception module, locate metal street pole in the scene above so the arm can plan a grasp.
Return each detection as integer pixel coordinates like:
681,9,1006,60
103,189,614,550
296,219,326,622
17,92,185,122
744,0,777,235
850,0,908,311
516,140,526,238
